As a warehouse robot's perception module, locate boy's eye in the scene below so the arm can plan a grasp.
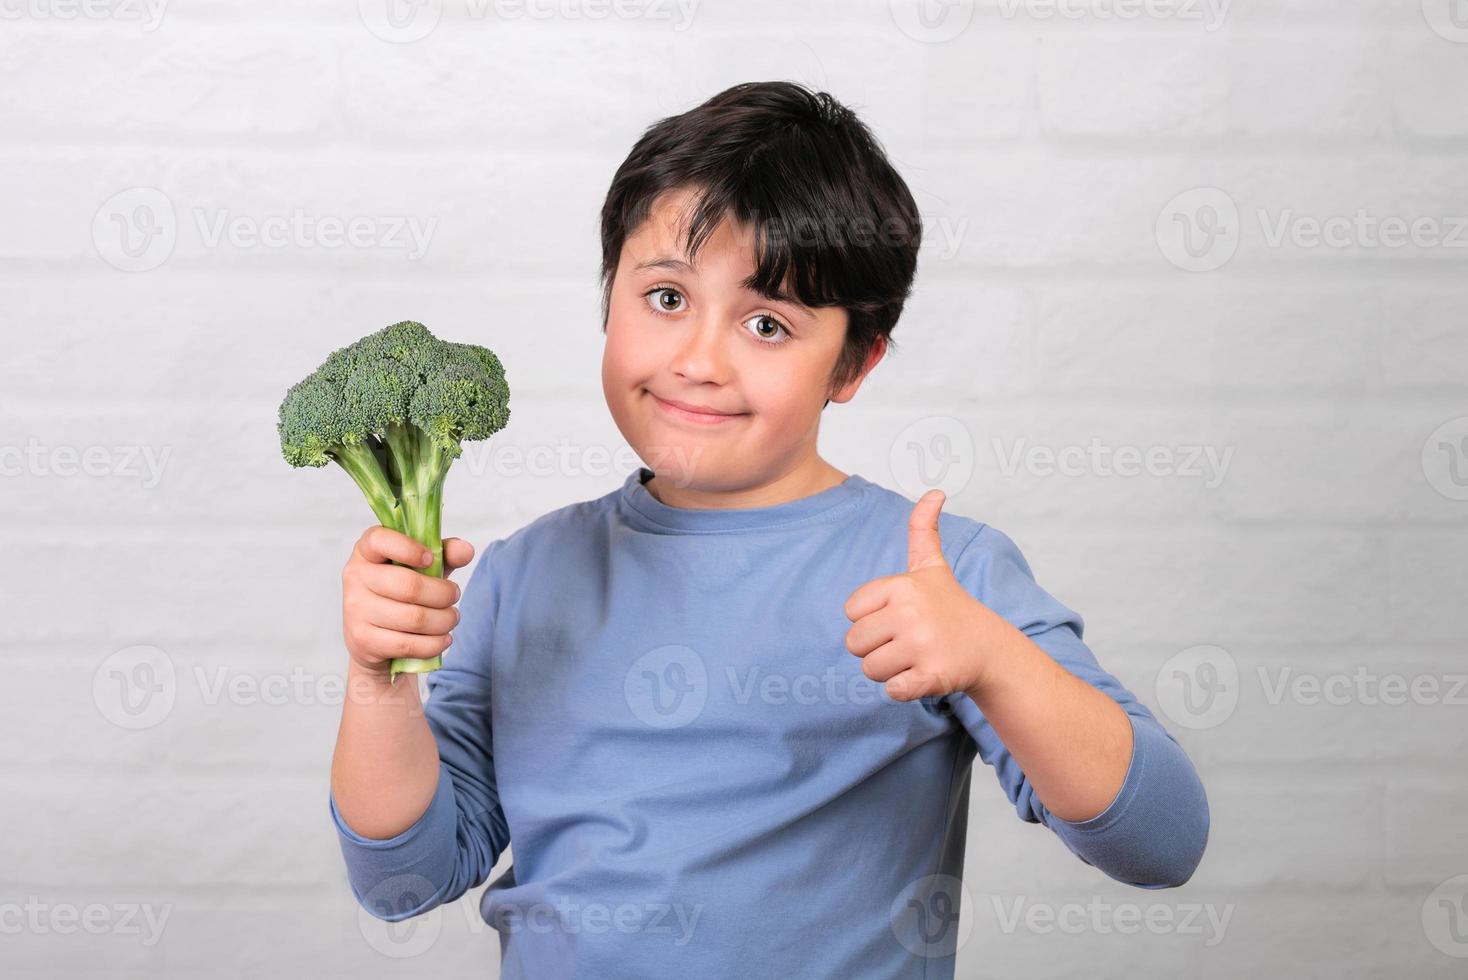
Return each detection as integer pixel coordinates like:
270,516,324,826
646,287,685,315
743,314,791,345
643,286,791,346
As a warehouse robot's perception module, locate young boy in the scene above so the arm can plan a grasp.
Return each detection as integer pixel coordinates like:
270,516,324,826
328,81,1209,978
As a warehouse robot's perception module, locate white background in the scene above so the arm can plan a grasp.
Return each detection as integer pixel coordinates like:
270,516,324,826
3,0,1466,976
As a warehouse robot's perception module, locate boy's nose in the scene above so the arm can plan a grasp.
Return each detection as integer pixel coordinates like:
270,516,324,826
668,318,733,385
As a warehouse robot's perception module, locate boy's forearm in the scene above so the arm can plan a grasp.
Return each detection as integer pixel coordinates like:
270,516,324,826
963,630,1134,823
330,661,443,840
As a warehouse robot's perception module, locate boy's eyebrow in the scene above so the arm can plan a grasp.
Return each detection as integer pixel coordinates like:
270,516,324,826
759,285,817,320
633,255,817,320
634,256,695,273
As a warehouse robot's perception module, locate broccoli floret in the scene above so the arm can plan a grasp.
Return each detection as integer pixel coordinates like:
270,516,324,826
277,321,511,682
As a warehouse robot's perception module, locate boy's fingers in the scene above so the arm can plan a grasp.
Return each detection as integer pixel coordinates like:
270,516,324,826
856,643,907,683
843,575,898,622
443,537,475,574
363,595,460,635
353,623,453,661
357,526,433,568
361,563,460,608
844,607,898,657
885,668,943,702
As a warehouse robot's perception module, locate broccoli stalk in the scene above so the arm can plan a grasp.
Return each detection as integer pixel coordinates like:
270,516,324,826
381,420,453,578
329,440,403,532
277,321,510,683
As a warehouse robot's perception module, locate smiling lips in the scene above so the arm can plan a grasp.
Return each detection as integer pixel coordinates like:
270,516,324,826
647,390,749,425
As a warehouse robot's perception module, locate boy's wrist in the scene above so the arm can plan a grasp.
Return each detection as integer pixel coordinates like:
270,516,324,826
961,627,1046,708
346,658,422,710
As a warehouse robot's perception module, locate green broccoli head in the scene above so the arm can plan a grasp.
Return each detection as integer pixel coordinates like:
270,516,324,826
276,321,511,681
411,361,512,456
277,375,342,468
277,320,510,469
343,357,415,433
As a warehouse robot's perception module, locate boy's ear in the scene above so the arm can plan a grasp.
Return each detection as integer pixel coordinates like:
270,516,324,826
827,335,888,406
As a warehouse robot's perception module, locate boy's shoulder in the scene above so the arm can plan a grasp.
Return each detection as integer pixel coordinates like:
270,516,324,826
853,474,997,568
857,476,1060,601
856,478,1072,627
476,478,625,565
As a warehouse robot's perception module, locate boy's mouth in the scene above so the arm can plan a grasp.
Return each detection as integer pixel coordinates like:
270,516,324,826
645,389,749,425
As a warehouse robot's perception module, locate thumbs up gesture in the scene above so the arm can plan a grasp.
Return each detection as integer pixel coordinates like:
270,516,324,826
843,489,1019,703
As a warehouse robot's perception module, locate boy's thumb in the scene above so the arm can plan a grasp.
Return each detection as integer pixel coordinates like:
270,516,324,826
907,490,947,573
443,537,476,574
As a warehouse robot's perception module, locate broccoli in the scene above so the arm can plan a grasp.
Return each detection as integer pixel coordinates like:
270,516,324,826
277,320,510,682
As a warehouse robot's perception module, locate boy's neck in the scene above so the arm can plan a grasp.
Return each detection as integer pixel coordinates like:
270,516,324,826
643,457,849,511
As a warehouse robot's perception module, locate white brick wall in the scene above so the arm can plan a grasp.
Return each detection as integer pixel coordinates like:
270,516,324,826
2,1,1464,976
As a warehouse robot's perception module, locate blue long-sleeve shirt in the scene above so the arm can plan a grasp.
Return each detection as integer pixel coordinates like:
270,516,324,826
329,466,1209,978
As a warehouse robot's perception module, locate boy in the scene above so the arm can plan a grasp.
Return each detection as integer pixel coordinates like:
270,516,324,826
329,81,1209,978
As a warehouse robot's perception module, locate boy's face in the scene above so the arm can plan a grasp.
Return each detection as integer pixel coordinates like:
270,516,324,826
601,187,880,493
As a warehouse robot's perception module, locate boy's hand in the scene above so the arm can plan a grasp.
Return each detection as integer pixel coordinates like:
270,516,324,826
843,490,1023,703
341,526,475,679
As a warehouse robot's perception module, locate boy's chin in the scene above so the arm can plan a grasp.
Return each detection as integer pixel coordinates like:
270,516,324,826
635,448,714,489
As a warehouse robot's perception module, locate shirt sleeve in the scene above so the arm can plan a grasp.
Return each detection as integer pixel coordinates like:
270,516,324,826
939,524,1210,889
327,539,512,921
